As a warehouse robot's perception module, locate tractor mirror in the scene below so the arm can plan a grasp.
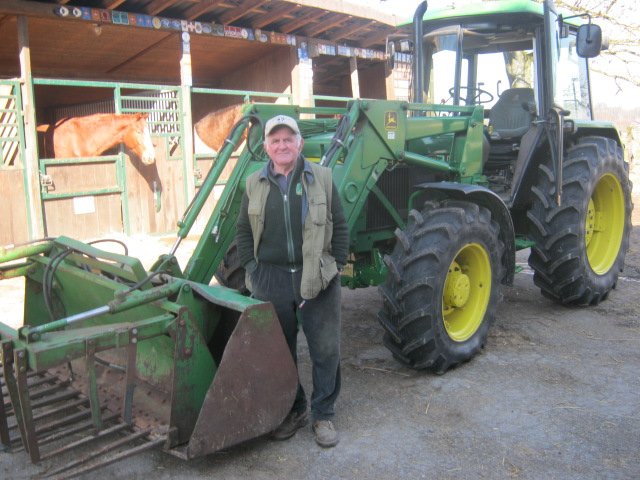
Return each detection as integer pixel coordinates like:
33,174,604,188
576,23,603,58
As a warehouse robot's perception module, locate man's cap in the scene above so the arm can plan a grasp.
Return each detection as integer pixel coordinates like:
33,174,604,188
264,115,300,138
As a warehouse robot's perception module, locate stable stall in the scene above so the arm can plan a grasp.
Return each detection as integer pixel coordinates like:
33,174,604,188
0,0,406,245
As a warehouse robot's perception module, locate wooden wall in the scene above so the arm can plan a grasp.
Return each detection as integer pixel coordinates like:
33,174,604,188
41,161,122,239
0,169,29,245
126,142,186,235
359,62,387,99
215,47,295,101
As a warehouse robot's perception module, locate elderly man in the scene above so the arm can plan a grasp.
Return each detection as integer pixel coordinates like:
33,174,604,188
235,115,348,447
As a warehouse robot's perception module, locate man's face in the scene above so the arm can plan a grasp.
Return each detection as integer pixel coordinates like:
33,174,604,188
264,126,304,175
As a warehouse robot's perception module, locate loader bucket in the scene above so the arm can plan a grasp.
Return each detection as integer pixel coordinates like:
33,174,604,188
181,284,298,458
0,237,297,475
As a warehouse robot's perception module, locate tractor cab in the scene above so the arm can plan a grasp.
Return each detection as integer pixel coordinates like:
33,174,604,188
409,0,604,201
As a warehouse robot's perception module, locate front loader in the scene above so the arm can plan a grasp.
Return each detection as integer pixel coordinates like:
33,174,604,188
0,0,632,475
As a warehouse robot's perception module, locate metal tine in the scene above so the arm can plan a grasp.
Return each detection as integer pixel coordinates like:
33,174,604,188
4,382,77,416
43,428,155,478
39,422,130,461
34,404,107,437
8,398,89,431
25,379,71,401
29,389,80,411
47,437,166,480
8,404,110,451
3,376,54,398
14,412,120,452
2,372,60,404
0,369,41,379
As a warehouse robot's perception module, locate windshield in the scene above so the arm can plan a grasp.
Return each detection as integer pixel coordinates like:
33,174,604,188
555,31,592,119
424,25,537,110
424,30,465,105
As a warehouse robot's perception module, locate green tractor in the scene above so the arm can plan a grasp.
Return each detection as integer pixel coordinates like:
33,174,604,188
364,0,633,372
0,0,631,473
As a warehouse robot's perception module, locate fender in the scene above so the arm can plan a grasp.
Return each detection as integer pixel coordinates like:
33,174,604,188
416,182,516,286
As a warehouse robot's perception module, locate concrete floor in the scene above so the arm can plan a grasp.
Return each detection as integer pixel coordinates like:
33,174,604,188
1,213,639,480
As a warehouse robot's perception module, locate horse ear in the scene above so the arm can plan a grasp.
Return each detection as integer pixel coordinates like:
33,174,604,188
137,112,149,120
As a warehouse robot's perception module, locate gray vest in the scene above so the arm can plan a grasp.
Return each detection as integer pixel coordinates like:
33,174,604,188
245,161,337,299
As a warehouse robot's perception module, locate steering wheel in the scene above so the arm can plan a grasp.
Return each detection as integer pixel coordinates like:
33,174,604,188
448,86,494,105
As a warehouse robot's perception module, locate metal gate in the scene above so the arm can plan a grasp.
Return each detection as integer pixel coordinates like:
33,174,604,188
0,80,29,245
34,79,185,238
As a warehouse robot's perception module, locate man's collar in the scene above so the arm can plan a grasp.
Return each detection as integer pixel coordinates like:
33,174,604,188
259,156,312,180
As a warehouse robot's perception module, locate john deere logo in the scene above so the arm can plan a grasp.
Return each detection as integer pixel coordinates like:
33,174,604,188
385,112,398,130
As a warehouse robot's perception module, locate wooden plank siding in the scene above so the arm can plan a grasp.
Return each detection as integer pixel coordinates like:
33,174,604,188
40,160,123,238
0,169,29,245
126,142,186,235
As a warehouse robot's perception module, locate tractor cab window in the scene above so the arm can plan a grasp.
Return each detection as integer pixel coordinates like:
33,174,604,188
424,25,537,113
424,28,468,106
555,31,592,120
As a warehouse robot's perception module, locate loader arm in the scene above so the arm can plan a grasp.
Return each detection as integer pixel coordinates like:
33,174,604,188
182,100,484,288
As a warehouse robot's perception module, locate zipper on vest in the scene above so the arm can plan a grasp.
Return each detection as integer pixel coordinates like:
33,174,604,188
282,192,296,269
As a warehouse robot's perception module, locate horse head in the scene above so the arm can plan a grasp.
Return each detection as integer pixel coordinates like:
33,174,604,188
125,113,156,165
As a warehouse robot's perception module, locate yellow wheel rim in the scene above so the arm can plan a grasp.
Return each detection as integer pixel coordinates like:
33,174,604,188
585,173,625,274
442,243,492,342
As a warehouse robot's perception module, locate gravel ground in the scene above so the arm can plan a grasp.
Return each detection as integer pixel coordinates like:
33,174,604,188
1,201,639,480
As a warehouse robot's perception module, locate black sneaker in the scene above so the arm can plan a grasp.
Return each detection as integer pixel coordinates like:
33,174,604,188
271,410,309,440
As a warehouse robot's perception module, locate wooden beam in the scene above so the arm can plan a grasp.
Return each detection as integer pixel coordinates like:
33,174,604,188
107,33,176,73
302,13,347,38
145,0,179,16
184,0,225,21
103,0,127,9
359,25,395,48
329,20,375,43
350,56,360,98
279,10,318,34
0,0,65,17
17,15,44,239
251,3,299,29
218,0,269,25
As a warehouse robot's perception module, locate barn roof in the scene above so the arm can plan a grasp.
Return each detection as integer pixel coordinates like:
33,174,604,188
1,0,402,53
0,0,406,92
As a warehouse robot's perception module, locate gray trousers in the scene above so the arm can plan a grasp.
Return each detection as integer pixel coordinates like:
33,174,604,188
250,262,341,422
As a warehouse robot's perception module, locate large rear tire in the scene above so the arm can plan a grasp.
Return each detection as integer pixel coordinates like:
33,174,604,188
527,136,632,305
378,200,505,374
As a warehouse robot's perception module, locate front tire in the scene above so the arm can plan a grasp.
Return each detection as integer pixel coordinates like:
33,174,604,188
527,136,632,305
378,200,505,374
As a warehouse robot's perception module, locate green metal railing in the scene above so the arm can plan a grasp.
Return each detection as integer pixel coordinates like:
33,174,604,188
190,87,292,188
0,80,26,169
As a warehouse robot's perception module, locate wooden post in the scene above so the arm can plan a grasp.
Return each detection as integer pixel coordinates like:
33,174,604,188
385,56,396,100
180,33,196,204
17,15,44,240
291,43,314,113
350,57,360,99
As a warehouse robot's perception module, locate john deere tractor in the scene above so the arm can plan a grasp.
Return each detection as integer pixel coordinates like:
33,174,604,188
0,0,631,473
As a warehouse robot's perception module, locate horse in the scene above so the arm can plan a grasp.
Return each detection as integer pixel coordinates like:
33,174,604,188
193,104,246,154
37,112,156,164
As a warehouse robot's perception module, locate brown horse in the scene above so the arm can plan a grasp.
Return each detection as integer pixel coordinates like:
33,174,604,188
37,113,156,164
193,104,246,154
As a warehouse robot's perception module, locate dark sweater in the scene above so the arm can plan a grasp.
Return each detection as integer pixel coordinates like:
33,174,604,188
236,157,349,272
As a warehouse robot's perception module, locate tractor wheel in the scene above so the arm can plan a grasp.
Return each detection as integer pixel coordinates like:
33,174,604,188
527,136,632,305
214,241,248,293
378,200,505,374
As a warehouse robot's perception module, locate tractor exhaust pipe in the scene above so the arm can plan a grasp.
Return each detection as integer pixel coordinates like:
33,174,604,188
412,1,428,103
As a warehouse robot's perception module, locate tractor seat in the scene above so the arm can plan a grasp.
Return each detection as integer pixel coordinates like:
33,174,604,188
488,88,536,140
